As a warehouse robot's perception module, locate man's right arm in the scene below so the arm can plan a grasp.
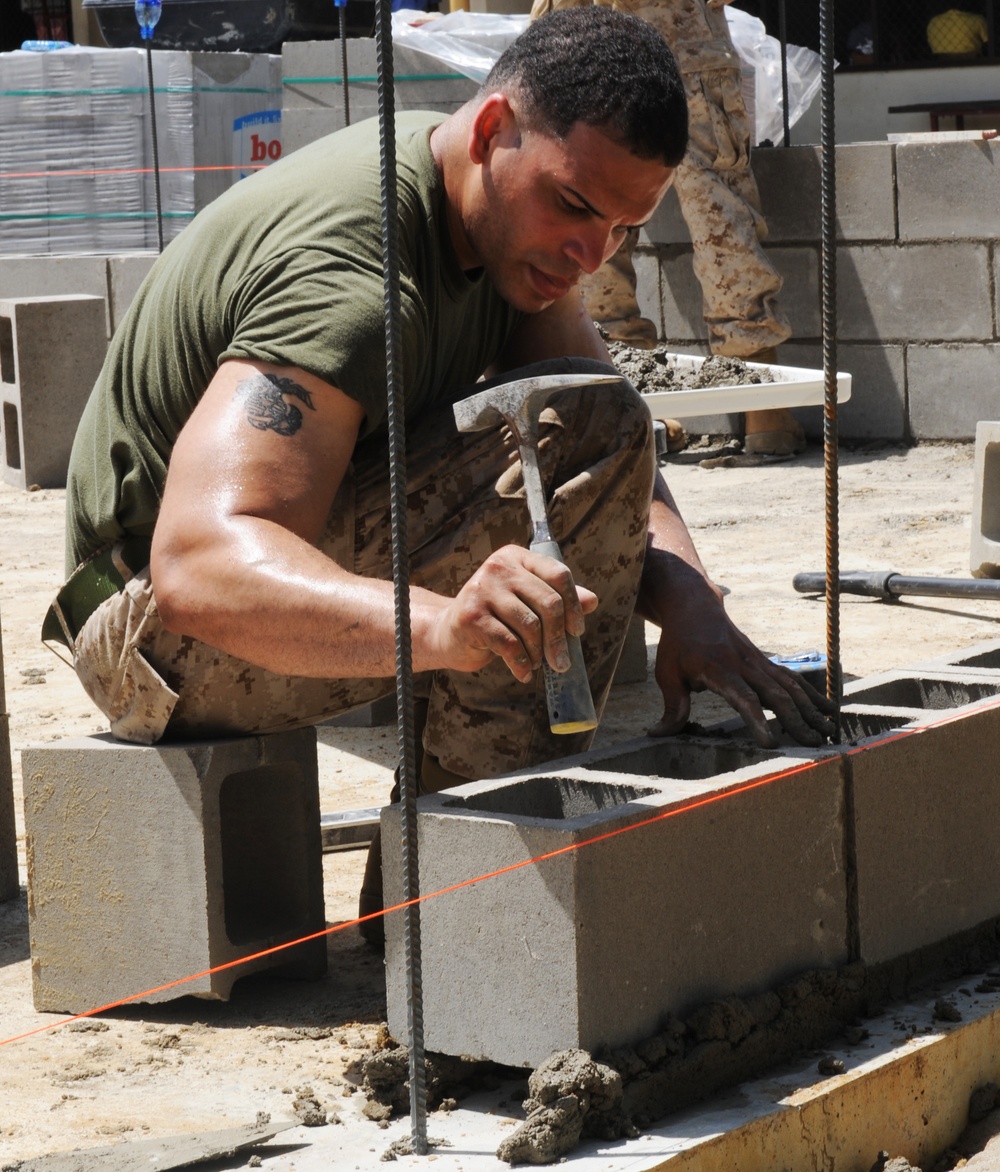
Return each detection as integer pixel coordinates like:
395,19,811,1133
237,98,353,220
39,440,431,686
150,358,595,683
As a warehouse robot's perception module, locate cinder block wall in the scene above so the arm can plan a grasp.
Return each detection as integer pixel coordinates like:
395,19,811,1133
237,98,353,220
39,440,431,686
639,139,1000,442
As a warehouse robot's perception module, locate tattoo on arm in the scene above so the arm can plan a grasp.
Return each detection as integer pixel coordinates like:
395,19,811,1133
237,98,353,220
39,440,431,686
237,372,317,437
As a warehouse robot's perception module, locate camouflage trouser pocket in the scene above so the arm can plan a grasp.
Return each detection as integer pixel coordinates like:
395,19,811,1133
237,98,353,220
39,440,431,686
73,568,179,745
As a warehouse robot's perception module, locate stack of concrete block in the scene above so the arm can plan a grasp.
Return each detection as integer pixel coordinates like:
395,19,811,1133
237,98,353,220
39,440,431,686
0,604,17,903
0,48,281,254
383,646,1000,1066
0,295,107,489
637,138,1000,441
20,729,326,1014
281,39,477,155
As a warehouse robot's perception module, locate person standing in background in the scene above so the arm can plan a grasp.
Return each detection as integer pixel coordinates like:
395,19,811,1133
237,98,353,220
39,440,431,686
530,0,804,457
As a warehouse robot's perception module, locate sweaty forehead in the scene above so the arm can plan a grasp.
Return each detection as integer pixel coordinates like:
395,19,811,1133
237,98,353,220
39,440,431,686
546,123,675,219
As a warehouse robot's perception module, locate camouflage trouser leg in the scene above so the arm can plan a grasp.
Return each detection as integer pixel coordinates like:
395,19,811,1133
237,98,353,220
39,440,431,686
530,0,791,359
673,67,791,359
72,373,654,781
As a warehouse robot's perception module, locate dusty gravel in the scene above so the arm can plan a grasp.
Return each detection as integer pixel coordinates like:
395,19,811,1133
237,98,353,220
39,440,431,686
1,438,997,1163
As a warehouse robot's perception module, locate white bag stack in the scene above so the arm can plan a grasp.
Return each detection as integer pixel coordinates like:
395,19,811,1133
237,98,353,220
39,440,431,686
0,47,281,255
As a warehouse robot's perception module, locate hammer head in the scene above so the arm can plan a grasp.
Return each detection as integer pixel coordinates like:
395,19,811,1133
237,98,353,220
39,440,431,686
453,368,623,438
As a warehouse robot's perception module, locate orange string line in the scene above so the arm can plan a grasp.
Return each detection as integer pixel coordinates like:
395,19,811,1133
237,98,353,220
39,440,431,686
4,693,998,1049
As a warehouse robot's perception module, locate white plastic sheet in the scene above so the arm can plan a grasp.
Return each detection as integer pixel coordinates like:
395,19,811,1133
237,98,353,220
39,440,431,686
391,9,528,84
391,6,823,144
724,6,823,145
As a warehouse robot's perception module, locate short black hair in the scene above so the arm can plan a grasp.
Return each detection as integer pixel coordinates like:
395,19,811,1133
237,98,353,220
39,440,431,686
482,6,688,168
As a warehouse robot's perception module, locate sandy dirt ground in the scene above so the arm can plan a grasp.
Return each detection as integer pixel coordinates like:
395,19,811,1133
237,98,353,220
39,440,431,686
1,438,997,1165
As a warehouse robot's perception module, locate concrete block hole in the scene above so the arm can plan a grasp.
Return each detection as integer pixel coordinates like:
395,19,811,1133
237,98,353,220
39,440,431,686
847,676,1000,709
576,739,776,779
442,776,658,820
982,441,1000,544
0,316,13,384
838,710,913,740
3,402,20,471
951,647,1000,671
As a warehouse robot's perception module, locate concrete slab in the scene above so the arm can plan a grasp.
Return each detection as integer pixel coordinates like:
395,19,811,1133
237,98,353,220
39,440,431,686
20,729,327,1013
384,738,847,1067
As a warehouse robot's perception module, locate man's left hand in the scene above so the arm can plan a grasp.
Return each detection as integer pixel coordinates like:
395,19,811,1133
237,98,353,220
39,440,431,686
646,569,835,748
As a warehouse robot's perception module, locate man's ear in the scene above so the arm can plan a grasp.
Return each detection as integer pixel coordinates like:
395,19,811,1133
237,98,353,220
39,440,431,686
468,92,516,165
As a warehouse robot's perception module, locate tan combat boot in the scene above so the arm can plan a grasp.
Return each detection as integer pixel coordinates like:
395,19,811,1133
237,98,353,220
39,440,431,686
743,347,806,456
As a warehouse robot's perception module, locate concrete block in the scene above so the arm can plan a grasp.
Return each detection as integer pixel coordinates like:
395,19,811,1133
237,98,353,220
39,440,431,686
848,693,1000,965
908,344,1000,441
917,637,1000,674
658,245,707,347
280,108,340,157
897,140,1000,242
642,188,689,247
0,296,107,489
653,245,819,348
782,342,907,442
971,422,1000,577
282,40,476,147
0,256,108,308
837,245,992,342
633,248,663,338
612,616,648,686
754,144,896,244
21,729,326,1014
769,248,821,338
107,254,157,335
844,670,1000,710
384,736,847,1066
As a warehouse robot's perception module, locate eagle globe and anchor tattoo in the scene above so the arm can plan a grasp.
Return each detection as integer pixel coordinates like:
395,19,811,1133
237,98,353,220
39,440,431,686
238,371,317,436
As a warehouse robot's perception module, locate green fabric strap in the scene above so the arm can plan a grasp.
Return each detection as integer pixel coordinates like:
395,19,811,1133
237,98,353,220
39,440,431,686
42,536,152,649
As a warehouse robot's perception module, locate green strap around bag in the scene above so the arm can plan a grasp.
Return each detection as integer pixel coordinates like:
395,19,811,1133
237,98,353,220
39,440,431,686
41,535,153,651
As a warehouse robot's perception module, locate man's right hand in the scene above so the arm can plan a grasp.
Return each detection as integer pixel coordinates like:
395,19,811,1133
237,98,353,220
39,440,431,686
425,545,598,683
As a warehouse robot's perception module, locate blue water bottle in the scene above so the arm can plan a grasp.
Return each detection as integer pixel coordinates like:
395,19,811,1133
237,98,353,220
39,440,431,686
134,0,162,39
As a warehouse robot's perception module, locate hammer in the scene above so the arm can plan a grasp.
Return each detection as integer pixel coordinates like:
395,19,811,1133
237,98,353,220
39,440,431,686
452,365,624,734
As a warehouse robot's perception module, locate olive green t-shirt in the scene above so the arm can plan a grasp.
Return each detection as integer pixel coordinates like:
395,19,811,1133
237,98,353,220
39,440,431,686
65,111,523,573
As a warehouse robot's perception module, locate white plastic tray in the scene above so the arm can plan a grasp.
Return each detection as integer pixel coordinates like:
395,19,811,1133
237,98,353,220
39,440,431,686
639,354,852,420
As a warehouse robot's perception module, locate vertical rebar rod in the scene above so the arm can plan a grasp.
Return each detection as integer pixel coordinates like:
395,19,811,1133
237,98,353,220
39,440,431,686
819,0,842,740
144,42,164,253
778,0,790,147
373,0,427,1153
339,2,351,126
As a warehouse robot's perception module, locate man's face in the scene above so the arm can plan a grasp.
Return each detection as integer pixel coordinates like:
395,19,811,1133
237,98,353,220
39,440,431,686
464,117,675,314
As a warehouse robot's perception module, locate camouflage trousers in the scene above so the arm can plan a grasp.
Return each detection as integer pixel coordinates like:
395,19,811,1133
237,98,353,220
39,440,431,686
534,0,791,358
71,373,655,782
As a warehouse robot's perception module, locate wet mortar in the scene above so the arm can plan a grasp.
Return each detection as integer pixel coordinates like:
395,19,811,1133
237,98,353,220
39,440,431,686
359,917,1000,1167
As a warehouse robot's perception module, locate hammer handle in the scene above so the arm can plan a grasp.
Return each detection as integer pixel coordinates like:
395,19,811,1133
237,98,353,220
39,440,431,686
531,538,598,734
